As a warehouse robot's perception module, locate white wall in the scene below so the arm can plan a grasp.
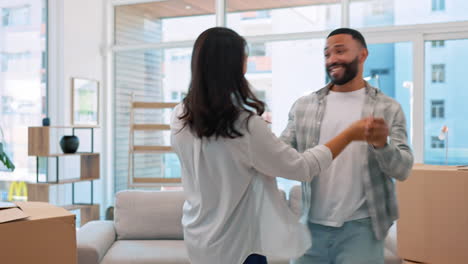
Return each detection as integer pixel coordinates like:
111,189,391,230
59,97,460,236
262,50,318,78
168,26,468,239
63,0,103,124
48,0,106,220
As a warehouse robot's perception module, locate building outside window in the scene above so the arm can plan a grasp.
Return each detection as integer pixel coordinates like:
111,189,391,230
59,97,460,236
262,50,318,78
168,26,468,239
431,40,445,47
249,43,266,57
2,5,31,26
370,68,390,77
432,0,445,11
431,100,445,118
0,52,32,72
432,64,445,83
431,136,445,148
241,10,270,20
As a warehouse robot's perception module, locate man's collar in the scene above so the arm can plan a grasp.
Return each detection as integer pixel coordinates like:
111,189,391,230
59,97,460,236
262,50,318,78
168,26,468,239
316,81,379,100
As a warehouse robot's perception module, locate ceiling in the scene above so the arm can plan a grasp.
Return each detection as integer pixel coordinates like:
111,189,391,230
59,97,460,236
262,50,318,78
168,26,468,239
117,0,343,19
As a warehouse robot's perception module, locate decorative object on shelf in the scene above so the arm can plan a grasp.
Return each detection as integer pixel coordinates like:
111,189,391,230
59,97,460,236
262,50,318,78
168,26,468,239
71,77,99,126
42,117,50,126
60,135,80,153
0,127,15,172
7,181,27,201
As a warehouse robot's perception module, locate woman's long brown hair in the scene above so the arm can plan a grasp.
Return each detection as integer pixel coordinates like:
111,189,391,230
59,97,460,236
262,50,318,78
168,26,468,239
179,27,265,139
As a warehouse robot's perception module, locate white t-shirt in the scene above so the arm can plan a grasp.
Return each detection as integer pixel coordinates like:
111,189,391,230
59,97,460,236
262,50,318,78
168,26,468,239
171,104,334,264
309,88,370,227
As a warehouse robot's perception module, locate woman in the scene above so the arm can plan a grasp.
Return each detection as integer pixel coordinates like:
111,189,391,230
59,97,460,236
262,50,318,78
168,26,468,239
171,27,368,264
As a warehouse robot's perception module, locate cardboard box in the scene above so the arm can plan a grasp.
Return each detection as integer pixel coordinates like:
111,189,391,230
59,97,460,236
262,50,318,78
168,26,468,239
397,164,468,264
0,201,77,264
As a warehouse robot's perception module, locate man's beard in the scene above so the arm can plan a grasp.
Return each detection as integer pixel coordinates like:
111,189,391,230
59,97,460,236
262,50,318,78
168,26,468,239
327,56,359,85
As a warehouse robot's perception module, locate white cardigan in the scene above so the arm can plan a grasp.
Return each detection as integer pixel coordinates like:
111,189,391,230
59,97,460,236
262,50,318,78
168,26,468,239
170,104,333,264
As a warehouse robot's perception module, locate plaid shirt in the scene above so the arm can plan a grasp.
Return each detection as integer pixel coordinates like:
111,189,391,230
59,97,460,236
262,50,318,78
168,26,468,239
280,82,414,240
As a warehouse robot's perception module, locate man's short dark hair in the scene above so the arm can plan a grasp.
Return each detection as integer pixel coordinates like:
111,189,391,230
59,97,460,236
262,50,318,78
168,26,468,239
327,28,367,49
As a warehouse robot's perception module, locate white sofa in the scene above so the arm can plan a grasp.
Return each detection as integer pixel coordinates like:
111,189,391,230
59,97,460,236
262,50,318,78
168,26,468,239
77,186,401,264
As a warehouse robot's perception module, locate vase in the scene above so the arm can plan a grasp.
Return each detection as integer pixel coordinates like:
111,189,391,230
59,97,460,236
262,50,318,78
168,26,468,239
42,117,50,126
60,135,79,153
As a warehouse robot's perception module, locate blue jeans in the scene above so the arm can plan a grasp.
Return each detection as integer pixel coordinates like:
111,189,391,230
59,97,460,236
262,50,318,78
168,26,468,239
293,218,384,264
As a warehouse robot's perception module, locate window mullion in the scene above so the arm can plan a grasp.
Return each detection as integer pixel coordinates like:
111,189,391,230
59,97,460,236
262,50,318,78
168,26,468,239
341,0,350,28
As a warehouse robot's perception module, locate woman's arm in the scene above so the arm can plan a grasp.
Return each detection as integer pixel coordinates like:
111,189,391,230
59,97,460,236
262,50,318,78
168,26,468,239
248,115,367,182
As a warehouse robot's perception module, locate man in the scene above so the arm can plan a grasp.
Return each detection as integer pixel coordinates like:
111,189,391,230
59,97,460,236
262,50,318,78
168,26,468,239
280,28,414,264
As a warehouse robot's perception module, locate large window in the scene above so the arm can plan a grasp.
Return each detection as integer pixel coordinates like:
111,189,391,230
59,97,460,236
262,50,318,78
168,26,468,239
424,38,468,165
0,0,47,186
364,42,413,145
111,0,468,193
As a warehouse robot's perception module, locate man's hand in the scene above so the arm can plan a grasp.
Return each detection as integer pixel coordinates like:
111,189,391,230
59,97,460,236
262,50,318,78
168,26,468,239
365,117,389,148
345,118,372,141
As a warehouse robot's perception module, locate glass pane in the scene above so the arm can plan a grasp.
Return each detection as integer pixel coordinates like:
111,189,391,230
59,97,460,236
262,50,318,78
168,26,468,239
227,0,340,36
0,0,47,187
424,39,468,165
114,48,191,191
115,1,215,45
364,42,413,146
350,0,468,28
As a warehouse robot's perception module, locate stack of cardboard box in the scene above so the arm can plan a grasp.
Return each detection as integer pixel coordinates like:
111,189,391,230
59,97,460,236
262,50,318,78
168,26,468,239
397,164,468,263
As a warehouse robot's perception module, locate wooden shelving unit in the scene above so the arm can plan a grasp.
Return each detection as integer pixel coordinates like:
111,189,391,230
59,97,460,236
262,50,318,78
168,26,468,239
27,126,100,226
63,204,99,222
128,99,181,187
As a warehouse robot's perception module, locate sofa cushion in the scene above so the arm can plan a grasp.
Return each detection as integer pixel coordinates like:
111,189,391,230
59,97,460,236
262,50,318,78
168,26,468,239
100,240,189,264
114,190,184,240
100,240,290,264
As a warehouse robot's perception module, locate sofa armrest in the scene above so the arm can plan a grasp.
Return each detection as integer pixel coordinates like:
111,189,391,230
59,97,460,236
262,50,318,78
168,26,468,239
77,220,116,264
